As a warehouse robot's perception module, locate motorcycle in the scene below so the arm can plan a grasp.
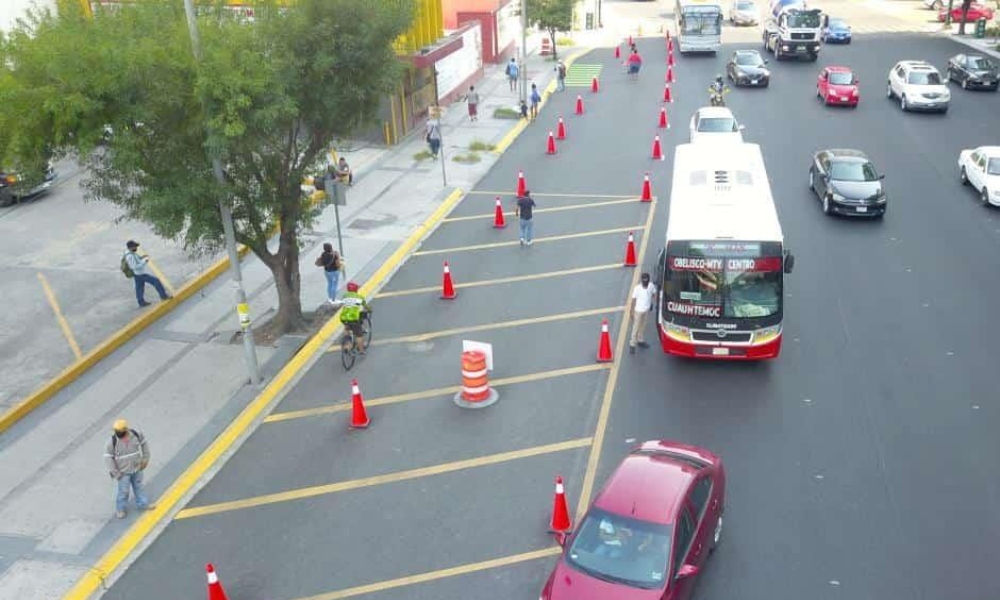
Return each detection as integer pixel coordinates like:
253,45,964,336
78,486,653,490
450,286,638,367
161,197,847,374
708,85,730,106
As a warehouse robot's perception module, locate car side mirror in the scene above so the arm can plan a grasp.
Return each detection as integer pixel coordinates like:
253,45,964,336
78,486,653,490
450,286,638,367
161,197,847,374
738,124,747,131
784,251,795,274
676,564,700,580
763,59,769,65
853,78,860,84
879,174,885,180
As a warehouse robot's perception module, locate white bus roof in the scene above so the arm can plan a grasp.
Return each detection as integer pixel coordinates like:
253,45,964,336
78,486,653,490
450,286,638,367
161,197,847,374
678,0,723,8
665,142,785,245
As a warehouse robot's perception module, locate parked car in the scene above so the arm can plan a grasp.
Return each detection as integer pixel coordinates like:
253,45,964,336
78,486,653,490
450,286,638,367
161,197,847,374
821,17,852,43
809,149,887,218
539,440,726,600
938,2,994,22
886,60,950,113
726,49,771,87
817,66,859,106
730,0,759,25
689,106,746,144
958,146,1000,206
946,53,999,90
0,165,57,207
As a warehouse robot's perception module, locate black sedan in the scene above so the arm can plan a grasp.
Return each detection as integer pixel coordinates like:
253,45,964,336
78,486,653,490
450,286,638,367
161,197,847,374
808,149,887,218
946,53,999,91
726,49,771,87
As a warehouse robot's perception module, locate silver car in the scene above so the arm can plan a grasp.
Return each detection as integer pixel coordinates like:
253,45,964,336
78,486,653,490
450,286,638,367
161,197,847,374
730,0,759,25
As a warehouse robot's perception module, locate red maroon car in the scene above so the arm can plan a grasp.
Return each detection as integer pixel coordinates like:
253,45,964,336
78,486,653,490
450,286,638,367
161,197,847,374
540,440,726,600
938,2,994,22
817,66,860,107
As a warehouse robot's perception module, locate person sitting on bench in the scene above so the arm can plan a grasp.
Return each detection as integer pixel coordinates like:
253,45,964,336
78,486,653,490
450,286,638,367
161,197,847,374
337,157,353,186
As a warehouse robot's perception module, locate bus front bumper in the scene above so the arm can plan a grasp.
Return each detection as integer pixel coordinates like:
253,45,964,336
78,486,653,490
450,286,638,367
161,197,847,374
658,326,783,360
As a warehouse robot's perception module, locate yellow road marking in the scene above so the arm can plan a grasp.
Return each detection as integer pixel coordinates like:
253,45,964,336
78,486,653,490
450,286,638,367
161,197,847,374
442,198,652,223
326,306,624,354
467,190,637,199
144,257,176,296
176,437,592,520
37,273,83,360
574,193,659,520
412,226,644,257
291,547,562,600
376,264,621,298
264,363,612,423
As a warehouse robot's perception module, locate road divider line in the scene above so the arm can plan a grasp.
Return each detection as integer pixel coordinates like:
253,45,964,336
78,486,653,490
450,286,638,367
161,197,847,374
466,190,637,199
413,226,645,257
376,264,621,298
326,306,624,354
290,547,562,600
264,363,612,423
37,272,83,360
443,198,652,223
144,257,176,296
575,195,659,520
175,437,592,520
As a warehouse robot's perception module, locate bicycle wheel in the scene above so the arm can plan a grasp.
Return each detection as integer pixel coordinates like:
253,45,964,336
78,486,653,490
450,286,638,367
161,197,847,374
341,334,356,370
363,314,373,346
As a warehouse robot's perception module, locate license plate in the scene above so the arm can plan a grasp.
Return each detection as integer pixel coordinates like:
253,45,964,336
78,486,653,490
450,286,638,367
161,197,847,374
796,47,806,53
712,347,730,356
751,79,759,84
926,103,937,107
856,206,868,213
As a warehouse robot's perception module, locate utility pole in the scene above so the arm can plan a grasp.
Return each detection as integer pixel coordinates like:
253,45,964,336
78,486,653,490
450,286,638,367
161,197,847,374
430,69,448,186
183,0,261,385
520,0,529,106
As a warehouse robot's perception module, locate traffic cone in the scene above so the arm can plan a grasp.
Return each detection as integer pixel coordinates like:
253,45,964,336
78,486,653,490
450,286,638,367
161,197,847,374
614,45,620,59
597,319,613,362
640,173,653,202
658,107,668,129
591,76,599,93
666,66,674,84
556,116,566,140
549,476,572,534
349,378,370,429
441,261,457,299
206,564,229,600
668,51,675,67
493,196,507,228
516,170,527,196
663,84,673,103
667,38,674,53
623,231,637,266
651,135,664,161
575,95,584,115
546,131,557,155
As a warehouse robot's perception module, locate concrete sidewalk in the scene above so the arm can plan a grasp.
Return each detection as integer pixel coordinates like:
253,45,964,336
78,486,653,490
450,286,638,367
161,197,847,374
0,36,590,600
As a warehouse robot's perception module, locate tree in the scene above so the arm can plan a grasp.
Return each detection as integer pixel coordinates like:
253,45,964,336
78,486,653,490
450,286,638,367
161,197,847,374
526,0,575,61
957,0,973,34
0,0,415,334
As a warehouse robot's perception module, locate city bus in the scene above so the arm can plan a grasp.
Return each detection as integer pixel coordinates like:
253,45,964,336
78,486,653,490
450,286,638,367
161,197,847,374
674,0,724,54
655,142,795,360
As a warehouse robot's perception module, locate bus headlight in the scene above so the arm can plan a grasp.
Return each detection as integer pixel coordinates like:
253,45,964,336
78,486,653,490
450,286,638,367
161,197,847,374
664,322,691,342
753,325,781,345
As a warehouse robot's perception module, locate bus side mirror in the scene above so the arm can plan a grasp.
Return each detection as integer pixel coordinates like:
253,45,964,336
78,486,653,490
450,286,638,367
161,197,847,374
784,252,795,274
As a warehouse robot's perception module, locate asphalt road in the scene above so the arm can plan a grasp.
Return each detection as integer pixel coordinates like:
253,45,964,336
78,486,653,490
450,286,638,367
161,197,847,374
102,22,1000,600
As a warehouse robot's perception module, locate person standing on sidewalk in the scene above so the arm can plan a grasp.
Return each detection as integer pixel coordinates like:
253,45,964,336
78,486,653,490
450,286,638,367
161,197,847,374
466,85,480,122
629,272,659,354
514,190,536,246
123,240,171,308
425,116,442,159
315,242,342,304
506,57,520,92
104,419,154,519
555,60,567,91
529,83,542,120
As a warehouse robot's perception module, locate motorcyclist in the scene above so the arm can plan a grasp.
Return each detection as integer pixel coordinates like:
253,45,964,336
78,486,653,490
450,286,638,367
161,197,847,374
708,75,728,105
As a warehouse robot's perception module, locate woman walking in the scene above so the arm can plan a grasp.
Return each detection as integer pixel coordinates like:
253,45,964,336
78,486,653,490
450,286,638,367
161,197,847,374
315,242,342,304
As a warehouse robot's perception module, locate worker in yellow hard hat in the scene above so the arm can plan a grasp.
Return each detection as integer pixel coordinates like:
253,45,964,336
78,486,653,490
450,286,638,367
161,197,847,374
104,419,154,519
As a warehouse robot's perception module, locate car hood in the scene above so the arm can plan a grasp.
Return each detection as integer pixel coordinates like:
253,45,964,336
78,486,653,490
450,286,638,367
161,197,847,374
827,82,858,94
907,84,949,96
830,180,882,200
967,67,999,78
545,561,665,600
735,64,769,75
734,9,757,17
827,26,850,34
692,131,744,143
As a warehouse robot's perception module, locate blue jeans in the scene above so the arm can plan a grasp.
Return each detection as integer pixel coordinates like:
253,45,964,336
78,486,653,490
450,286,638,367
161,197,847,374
133,273,168,305
557,77,565,91
116,471,150,512
519,218,534,243
428,138,441,156
324,269,340,301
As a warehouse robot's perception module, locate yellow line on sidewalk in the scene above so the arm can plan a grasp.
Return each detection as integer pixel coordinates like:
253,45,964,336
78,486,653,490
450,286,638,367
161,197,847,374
574,193,659,520
264,363,611,424
291,547,562,600
442,198,652,223
413,226,643,257
175,437,592,520
466,190,637,199
327,306,625,353
144,257,176,296
377,264,620,298
37,273,83,360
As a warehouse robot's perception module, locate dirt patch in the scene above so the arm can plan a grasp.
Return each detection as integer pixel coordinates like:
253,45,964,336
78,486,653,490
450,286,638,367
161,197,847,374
232,305,337,347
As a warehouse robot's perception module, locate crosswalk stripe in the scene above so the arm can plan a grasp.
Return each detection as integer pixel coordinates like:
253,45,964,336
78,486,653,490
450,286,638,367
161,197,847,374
565,63,603,87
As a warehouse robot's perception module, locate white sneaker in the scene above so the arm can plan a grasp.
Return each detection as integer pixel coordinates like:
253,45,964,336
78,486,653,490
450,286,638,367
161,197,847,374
519,238,525,246
526,240,533,246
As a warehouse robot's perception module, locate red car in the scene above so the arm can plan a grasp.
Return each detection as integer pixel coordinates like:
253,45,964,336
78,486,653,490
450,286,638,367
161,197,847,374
938,2,994,22
540,440,726,600
816,66,860,107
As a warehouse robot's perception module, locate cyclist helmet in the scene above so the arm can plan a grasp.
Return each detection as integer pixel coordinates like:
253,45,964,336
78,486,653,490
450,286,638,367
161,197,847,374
346,281,359,292
715,74,723,84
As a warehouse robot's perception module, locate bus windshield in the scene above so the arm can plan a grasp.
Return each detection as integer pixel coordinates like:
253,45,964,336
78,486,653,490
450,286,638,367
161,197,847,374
664,250,783,319
681,9,722,35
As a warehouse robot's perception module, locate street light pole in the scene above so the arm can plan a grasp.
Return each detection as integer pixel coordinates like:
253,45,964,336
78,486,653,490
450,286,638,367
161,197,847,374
520,0,528,106
183,0,261,385
431,68,448,187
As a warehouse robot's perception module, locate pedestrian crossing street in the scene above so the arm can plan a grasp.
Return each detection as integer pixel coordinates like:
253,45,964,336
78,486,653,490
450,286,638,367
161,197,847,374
564,63,603,87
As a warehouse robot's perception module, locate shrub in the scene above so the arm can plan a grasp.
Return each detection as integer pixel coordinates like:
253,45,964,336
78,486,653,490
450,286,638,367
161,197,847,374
493,106,521,119
469,139,496,151
556,36,574,46
453,152,482,164
413,150,433,161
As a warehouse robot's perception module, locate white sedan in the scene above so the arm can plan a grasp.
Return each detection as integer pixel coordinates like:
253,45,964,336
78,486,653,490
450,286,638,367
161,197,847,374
958,146,1000,206
689,106,746,144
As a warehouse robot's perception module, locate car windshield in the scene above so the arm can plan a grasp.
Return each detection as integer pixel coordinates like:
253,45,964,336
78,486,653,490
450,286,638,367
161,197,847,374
988,158,1000,176
681,9,722,35
907,71,942,85
736,53,763,66
830,160,879,182
829,18,847,28
968,56,994,70
786,11,821,27
566,509,673,589
698,117,738,132
828,71,853,85
665,254,783,319
737,1,755,10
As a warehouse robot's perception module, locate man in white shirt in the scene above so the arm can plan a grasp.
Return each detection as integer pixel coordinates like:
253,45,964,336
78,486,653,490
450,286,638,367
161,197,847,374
629,272,658,354
124,240,172,308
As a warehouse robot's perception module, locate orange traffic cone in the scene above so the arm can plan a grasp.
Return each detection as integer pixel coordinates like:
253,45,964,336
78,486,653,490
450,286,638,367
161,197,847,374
549,476,572,534
206,564,229,600
556,116,566,140
441,261,457,299
591,76,599,93
623,231,637,266
668,51,675,67
516,170,527,196
493,196,507,228
658,107,668,129
651,135,664,161
575,95,584,115
667,38,674,53
640,173,653,202
666,66,674,84
349,378,370,429
546,131,557,155
614,45,620,59
597,319,613,362
663,84,673,103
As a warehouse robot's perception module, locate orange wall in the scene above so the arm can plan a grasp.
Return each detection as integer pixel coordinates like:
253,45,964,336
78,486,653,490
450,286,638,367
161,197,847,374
441,0,500,28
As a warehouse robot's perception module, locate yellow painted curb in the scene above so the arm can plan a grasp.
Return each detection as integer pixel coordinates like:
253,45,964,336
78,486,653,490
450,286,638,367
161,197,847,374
61,187,465,600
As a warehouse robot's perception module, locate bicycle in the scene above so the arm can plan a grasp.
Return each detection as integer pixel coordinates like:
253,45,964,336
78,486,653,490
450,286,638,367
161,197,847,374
340,312,372,371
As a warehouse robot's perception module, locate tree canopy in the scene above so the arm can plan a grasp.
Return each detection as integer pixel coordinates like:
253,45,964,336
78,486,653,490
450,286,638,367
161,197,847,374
526,0,575,60
0,0,415,333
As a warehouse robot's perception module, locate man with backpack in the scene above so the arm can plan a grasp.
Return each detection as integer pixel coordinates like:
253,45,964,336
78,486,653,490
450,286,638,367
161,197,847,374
505,57,520,92
104,419,154,519
122,239,172,308
555,60,567,91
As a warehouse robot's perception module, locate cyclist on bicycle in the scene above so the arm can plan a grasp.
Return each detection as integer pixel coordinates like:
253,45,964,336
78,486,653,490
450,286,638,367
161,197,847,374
339,281,371,354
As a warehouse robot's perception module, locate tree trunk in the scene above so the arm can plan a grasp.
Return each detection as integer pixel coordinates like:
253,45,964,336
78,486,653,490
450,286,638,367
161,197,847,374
550,29,559,61
266,223,306,335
